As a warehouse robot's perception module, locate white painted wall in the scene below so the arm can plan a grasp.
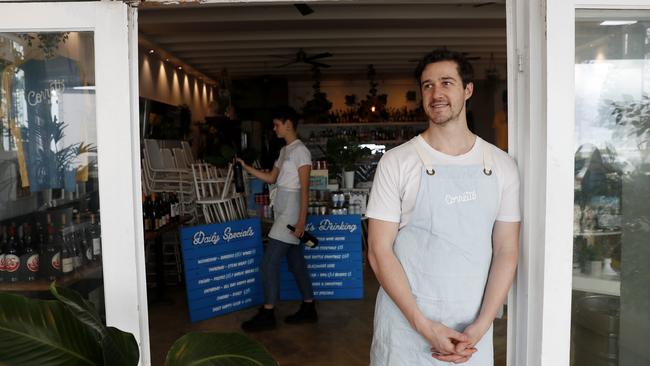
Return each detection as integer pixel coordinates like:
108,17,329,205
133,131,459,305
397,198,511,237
138,51,215,121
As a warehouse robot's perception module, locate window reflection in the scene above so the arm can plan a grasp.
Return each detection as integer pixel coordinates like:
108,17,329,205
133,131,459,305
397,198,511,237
0,32,103,319
573,12,650,366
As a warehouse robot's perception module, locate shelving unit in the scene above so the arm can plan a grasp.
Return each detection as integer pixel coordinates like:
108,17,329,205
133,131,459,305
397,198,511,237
0,262,102,292
299,121,428,159
300,121,428,128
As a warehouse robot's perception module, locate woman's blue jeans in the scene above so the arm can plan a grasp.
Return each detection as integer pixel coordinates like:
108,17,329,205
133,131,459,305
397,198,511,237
262,238,314,305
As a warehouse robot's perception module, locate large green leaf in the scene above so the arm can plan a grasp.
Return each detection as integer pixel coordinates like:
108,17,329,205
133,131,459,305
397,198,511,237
49,284,104,339
166,332,277,366
102,327,140,366
49,284,139,366
0,292,102,366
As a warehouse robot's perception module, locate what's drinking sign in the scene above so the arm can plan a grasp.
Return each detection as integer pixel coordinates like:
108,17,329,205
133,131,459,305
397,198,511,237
181,218,263,322
280,215,363,300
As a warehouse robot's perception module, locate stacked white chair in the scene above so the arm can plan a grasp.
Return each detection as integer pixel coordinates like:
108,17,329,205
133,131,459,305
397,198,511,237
191,163,248,224
142,139,196,219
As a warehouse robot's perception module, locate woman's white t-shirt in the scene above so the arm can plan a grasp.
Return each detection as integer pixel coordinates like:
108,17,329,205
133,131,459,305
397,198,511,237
274,139,312,190
366,135,520,229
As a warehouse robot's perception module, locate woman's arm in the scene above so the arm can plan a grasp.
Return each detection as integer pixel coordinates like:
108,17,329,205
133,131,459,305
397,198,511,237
235,158,279,184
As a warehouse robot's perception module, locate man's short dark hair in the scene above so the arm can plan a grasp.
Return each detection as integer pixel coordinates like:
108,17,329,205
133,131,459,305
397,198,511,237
273,106,301,128
414,49,475,88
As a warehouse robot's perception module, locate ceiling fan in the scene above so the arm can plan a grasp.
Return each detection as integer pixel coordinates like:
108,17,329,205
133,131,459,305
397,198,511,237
273,49,333,68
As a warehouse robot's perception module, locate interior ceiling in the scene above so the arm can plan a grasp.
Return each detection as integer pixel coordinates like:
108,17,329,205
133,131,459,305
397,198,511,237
138,1,507,81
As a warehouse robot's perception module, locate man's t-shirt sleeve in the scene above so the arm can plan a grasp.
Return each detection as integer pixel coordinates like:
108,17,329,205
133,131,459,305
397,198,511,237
366,154,401,223
497,157,521,222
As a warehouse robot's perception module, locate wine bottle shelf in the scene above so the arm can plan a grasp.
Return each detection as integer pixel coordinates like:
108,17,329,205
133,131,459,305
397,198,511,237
0,262,102,292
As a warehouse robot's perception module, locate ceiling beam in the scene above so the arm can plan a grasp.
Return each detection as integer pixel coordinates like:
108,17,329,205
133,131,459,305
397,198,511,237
200,60,506,72
139,4,505,24
141,0,506,7
163,37,506,52
151,28,505,44
173,45,507,59
187,54,507,66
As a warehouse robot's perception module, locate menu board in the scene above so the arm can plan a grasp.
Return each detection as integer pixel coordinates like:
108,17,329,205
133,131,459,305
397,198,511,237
280,215,363,300
181,218,263,322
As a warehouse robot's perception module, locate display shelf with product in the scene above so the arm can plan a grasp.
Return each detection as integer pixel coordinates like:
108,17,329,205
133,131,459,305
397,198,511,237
0,261,102,292
298,121,427,160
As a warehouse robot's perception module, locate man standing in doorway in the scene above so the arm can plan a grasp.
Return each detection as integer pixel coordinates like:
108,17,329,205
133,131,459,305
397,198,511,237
366,49,520,365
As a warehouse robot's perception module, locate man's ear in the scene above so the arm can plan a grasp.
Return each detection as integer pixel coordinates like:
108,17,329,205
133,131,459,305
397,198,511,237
464,82,474,100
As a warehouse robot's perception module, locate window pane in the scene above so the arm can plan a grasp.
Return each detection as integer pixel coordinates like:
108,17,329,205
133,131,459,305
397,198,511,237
573,11,650,366
0,32,103,319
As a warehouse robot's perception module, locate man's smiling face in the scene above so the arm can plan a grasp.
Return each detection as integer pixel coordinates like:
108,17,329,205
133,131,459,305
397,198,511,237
420,60,473,126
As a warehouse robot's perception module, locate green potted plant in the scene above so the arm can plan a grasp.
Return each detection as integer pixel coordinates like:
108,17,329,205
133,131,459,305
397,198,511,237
0,284,277,365
326,137,370,189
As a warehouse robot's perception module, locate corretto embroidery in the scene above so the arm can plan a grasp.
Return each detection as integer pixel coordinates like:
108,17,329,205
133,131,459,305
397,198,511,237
444,191,477,205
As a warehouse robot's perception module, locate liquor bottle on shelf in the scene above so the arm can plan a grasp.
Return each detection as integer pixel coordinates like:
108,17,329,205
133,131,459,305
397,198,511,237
60,214,74,275
82,218,94,264
170,193,179,222
42,214,62,281
5,224,21,282
20,223,39,282
143,194,151,231
70,215,82,270
0,226,6,283
89,213,101,262
286,225,319,248
151,193,160,229
162,193,170,226
76,213,92,265
233,159,246,193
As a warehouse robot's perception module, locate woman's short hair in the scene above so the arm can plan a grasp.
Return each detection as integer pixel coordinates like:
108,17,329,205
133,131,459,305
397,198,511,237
274,106,301,128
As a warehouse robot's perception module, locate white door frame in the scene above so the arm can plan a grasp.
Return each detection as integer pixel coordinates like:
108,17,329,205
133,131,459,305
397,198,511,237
510,0,650,365
0,2,149,365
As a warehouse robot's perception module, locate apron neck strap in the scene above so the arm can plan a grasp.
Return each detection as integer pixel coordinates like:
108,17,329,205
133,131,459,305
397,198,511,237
413,136,494,176
412,138,436,175
482,143,493,176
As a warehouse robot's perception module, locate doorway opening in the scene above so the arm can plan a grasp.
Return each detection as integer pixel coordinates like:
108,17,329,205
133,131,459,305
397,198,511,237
136,2,509,365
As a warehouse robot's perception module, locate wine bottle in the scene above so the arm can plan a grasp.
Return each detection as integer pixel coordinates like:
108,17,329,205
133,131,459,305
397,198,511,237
233,160,246,193
286,225,319,248
0,226,7,283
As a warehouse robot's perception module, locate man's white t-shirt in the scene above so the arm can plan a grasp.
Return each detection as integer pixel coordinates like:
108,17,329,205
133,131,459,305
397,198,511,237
366,135,520,228
274,139,312,190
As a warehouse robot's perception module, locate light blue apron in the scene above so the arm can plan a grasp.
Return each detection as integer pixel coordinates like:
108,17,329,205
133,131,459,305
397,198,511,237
371,138,499,366
268,188,301,245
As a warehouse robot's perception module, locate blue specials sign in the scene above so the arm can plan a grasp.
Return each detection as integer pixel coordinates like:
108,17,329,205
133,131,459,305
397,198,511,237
280,215,363,300
181,218,264,322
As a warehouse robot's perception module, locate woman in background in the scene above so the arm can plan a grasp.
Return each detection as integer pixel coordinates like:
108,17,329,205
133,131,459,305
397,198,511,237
236,106,317,331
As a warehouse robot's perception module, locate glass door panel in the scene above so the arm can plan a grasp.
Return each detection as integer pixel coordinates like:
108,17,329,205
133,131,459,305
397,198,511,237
0,31,104,316
573,10,650,366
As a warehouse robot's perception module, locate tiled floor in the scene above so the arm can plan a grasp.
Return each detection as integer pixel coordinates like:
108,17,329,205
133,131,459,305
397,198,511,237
148,265,507,366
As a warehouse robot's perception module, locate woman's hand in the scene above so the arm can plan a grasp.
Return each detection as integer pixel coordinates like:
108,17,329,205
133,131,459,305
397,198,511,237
292,220,306,238
234,157,247,169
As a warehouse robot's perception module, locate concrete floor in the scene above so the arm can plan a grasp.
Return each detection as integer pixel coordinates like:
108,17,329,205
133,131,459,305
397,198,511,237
148,265,507,366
